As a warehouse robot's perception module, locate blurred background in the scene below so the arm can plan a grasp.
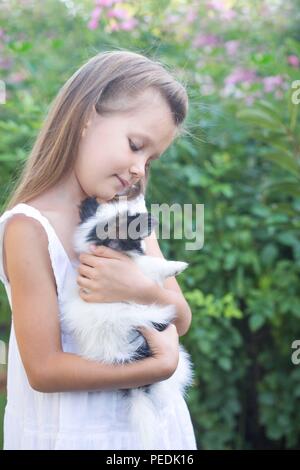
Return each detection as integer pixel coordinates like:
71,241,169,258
1,0,300,450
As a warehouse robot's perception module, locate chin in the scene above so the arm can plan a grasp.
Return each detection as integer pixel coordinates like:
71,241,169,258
95,191,116,204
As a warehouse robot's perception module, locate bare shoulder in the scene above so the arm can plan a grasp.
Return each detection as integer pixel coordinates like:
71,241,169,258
3,213,56,289
3,213,63,387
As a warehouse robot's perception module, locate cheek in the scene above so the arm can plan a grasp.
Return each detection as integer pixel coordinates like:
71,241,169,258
113,149,132,171
76,134,130,181
74,147,101,193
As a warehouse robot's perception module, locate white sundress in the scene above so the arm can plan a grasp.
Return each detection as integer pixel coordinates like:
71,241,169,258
0,196,197,450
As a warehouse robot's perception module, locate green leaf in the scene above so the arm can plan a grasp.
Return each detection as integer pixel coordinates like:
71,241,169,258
255,99,282,119
261,152,300,177
249,314,265,332
236,109,286,133
263,182,300,198
218,357,232,371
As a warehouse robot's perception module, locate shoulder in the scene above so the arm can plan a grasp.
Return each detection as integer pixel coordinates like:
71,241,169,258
3,213,63,390
5,212,47,237
3,213,55,287
4,213,50,257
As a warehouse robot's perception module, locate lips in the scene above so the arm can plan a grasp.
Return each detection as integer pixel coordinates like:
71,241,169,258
115,175,129,188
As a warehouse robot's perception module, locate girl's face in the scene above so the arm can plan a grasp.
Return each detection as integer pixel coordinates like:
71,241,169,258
74,88,177,203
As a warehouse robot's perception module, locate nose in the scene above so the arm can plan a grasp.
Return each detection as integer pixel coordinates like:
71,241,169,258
129,160,146,180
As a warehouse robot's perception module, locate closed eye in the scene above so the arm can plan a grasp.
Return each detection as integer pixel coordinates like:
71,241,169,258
128,138,158,170
128,138,140,152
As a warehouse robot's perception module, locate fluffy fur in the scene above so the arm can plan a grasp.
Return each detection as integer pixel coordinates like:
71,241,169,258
60,196,194,449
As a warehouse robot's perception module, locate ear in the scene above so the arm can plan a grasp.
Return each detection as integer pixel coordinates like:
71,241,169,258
81,106,97,138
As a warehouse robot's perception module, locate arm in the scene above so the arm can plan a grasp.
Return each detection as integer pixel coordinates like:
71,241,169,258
4,216,171,393
141,230,192,337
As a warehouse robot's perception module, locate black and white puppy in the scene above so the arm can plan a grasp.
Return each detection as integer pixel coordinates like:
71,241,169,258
61,195,194,449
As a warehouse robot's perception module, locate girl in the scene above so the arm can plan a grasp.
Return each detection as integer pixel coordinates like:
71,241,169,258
0,50,197,450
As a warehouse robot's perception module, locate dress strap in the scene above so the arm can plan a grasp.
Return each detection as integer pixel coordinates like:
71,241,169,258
0,204,69,301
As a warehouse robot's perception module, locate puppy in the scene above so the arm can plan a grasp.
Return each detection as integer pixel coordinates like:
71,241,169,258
61,195,194,449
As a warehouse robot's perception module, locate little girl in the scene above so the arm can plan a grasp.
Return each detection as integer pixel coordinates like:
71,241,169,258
0,50,197,450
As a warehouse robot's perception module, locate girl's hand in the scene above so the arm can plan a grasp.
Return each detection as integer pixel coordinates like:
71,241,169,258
137,324,180,374
77,245,154,303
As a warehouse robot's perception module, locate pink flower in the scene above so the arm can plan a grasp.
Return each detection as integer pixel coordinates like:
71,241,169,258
193,33,220,47
7,71,28,84
107,7,129,19
262,75,284,93
225,67,257,85
0,57,13,69
165,14,180,25
88,18,99,30
225,40,240,56
95,0,114,6
207,0,227,11
221,9,236,20
186,8,198,23
119,18,138,31
287,55,300,68
207,0,236,20
91,6,102,20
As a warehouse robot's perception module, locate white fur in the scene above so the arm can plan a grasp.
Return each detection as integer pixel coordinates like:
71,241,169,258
60,197,194,449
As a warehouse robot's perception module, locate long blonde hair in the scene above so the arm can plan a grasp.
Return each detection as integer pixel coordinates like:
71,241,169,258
3,50,189,211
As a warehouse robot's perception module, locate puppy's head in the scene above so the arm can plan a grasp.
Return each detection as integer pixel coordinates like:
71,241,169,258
74,196,158,256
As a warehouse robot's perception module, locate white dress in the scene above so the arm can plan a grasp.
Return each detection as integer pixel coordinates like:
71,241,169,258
0,197,197,450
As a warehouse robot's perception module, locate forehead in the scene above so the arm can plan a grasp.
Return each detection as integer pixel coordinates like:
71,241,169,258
124,89,177,147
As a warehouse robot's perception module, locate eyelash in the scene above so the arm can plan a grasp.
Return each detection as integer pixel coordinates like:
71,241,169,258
128,139,140,152
128,138,151,170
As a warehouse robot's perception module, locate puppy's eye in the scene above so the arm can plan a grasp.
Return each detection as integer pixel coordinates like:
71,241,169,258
128,139,140,152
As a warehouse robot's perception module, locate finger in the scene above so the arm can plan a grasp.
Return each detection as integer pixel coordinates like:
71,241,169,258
78,263,96,280
77,274,93,289
89,245,126,261
137,325,154,335
136,326,147,334
79,253,99,268
79,288,91,302
79,287,91,295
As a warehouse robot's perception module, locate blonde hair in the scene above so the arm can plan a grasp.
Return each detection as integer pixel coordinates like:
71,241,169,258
3,50,189,211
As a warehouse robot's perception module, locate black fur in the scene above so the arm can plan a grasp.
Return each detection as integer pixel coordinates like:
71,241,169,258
78,196,99,223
